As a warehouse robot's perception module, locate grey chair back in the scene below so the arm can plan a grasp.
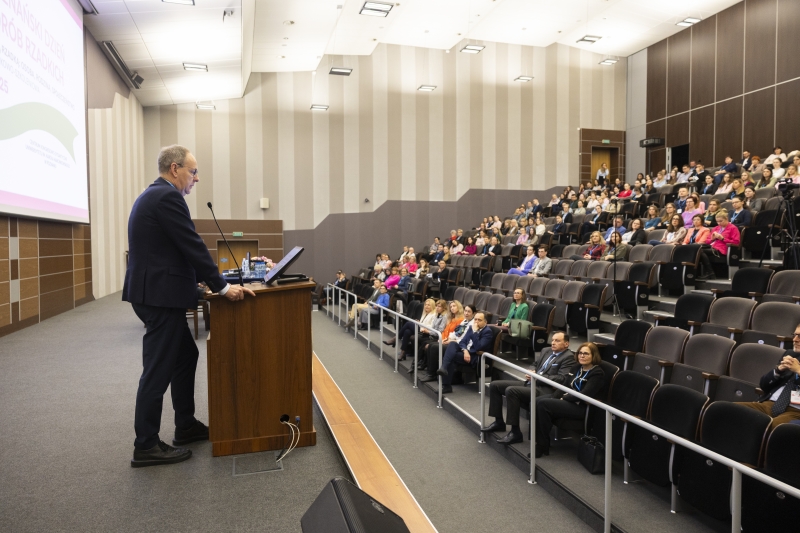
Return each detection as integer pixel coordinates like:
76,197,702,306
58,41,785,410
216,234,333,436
514,275,532,293
648,229,667,243
628,244,652,262
754,186,776,200
586,261,611,280
648,244,675,263
728,343,786,384
453,287,468,304
540,278,567,301
706,297,757,331
562,244,580,258
682,333,736,377
763,270,800,304
551,259,574,277
473,291,490,312
569,260,591,279
749,302,800,337
501,274,519,295
462,289,480,308
528,277,549,297
489,273,506,293
642,326,690,363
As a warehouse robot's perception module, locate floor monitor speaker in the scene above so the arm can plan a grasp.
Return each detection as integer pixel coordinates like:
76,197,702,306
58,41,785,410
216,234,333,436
301,477,410,533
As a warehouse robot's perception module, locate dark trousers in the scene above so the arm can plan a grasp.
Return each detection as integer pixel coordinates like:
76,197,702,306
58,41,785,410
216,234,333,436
535,398,587,451
698,247,724,277
489,380,555,425
132,304,199,450
399,322,419,353
441,342,473,385
425,342,446,373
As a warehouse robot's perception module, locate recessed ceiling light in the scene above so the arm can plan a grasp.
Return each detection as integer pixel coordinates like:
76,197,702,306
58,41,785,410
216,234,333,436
310,105,329,110
417,85,436,91
183,62,207,71
162,0,195,4
599,59,617,65
576,35,602,44
330,67,353,76
460,44,485,54
684,17,701,23
515,76,533,82
196,103,215,110
676,21,693,27
283,20,294,26
361,1,392,16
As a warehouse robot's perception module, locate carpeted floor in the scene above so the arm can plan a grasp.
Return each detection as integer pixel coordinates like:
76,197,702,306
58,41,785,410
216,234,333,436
0,294,349,533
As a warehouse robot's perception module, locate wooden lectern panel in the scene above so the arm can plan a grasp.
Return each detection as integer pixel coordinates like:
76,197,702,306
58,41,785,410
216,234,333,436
206,281,316,456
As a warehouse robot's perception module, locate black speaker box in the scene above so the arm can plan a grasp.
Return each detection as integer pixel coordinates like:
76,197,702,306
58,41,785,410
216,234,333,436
301,477,410,533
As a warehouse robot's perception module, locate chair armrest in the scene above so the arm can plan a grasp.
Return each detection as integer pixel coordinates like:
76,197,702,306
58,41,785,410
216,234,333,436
657,360,675,368
747,292,764,298
777,335,793,343
591,277,601,282
530,326,548,331
584,304,600,310
727,327,743,334
687,320,703,327
655,261,668,265
681,262,696,267
564,300,577,305
701,372,720,380
651,314,668,321
546,297,556,302
594,342,608,348
634,281,649,287
622,350,637,358
755,388,763,395
793,296,800,303
710,288,723,294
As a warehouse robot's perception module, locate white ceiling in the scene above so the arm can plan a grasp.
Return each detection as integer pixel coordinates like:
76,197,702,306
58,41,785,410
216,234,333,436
84,0,742,107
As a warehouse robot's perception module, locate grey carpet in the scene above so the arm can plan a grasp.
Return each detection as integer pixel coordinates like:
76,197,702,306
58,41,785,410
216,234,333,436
0,294,349,533
311,311,592,533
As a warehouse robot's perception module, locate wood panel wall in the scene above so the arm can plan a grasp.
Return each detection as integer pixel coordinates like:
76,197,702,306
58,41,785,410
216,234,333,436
645,0,799,174
193,220,284,266
0,217,93,339
579,129,626,187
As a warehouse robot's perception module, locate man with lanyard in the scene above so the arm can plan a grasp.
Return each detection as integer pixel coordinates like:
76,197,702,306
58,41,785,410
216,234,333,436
674,186,689,213
603,216,626,244
738,324,800,429
481,332,577,444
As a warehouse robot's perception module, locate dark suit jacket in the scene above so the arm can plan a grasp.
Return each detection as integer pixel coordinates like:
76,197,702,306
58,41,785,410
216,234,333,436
552,223,566,235
485,244,502,256
431,251,445,263
458,326,495,366
730,209,752,228
757,352,799,402
627,229,648,246
561,366,606,405
530,349,576,389
123,178,227,309
701,183,718,195
530,205,543,216
562,212,573,224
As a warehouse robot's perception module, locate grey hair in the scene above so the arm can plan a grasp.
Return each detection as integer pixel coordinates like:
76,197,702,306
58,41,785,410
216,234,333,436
157,145,190,175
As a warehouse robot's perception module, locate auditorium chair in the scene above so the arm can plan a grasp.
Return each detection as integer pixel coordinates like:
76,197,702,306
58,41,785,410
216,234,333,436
478,271,495,291
443,286,457,301
554,360,619,441
627,244,652,263
500,274,519,296
691,296,757,341
630,326,691,384
548,259,573,279
593,319,652,370
650,292,714,332
595,261,632,308
493,297,514,324
741,423,800,531
658,243,702,295
669,334,736,396
482,294,507,324
624,384,708,487
561,244,580,258
527,278,549,299
513,275,532,294
500,245,515,271
614,262,656,319
672,402,771,520
565,283,606,340
550,280,584,329
565,259,591,281
529,302,556,353
713,343,786,403
647,244,675,296
605,370,659,461
549,244,566,259
462,289,479,308
453,287,468,305
740,301,800,348
473,292,490,313
762,270,800,304
709,266,773,299
488,273,506,294
575,260,610,283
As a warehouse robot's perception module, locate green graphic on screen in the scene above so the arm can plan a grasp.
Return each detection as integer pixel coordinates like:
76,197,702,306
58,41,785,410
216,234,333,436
0,103,79,162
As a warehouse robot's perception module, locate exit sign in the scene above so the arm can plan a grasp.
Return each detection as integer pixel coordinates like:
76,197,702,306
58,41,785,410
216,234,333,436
602,139,610,144
232,232,244,237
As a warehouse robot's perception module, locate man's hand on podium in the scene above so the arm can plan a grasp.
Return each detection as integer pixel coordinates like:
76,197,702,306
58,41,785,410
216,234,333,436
224,285,256,301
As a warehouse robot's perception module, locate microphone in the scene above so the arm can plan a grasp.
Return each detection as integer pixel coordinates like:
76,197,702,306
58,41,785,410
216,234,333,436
207,202,243,286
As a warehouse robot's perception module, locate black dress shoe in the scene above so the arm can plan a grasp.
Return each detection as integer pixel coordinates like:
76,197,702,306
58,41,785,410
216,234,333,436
496,431,523,445
406,365,415,374
173,420,209,446
418,373,438,382
131,441,192,468
440,385,453,394
436,367,448,377
383,338,396,347
481,420,507,433
534,445,550,458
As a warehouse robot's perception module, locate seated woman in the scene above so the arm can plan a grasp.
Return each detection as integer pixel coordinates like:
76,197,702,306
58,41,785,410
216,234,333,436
653,171,668,188
697,212,741,280
384,266,401,290
577,231,606,261
753,167,775,189
586,191,600,210
703,200,724,227
621,218,647,246
699,174,717,195
654,203,677,230
603,231,629,261
372,264,387,282
770,159,786,180
617,183,633,199
776,164,800,189
358,284,390,330
407,299,449,371
459,236,477,255
508,245,538,276
449,238,464,256
742,186,763,212
492,288,530,354
573,200,586,215
683,214,710,245
416,301,467,374
323,270,347,304
402,255,418,274
643,205,661,231
740,171,754,188
680,196,704,226
715,173,734,195
373,254,383,271
380,254,393,271
515,226,531,246
649,215,686,246
727,178,746,200
499,342,604,455
415,258,430,279
388,298,435,359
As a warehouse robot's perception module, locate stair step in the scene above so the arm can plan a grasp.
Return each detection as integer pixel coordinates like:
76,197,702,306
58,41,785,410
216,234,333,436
593,333,616,344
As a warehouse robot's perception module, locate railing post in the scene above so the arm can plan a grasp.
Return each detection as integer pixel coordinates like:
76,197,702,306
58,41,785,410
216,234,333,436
378,307,384,360
731,468,742,533
604,410,612,533
412,323,419,389
338,288,342,326
529,378,536,484
353,298,358,339
394,314,399,373
479,359,486,442
437,340,443,409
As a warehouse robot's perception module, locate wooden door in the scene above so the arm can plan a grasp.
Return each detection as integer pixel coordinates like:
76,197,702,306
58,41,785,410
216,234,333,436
216,240,259,273
591,148,613,185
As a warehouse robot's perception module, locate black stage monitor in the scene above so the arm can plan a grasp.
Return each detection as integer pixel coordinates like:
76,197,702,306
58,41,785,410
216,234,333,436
265,246,306,284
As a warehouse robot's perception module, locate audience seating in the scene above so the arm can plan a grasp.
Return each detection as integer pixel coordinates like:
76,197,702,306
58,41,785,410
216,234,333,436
692,296,757,340
628,244,652,263
624,385,708,486
740,301,800,348
594,319,652,369
714,343,786,403
554,361,619,440
762,270,800,304
669,334,736,395
529,302,556,353
651,292,714,332
615,262,656,318
606,371,660,460
672,402,771,520
710,267,774,299
549,259,574,279
659,244,702,295
549,280,584,329
565,283,606,340
630,326,691,383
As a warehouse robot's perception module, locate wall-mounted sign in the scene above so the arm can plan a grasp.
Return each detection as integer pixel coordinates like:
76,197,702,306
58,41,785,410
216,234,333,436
602,139,610,144
232,232,244,237
639,138,665,148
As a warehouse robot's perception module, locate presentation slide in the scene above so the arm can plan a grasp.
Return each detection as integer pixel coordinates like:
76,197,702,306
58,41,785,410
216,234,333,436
0,0,88,224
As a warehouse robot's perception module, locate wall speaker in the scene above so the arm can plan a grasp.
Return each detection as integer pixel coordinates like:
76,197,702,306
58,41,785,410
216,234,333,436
301,477,410,533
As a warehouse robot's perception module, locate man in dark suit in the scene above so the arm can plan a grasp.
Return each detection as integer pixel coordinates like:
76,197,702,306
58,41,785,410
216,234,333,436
482,332,575,444
741,150,752,171
123,145,254,468
436,313,494,393
429,259,449,296
738,325,800,429
560,202,573,224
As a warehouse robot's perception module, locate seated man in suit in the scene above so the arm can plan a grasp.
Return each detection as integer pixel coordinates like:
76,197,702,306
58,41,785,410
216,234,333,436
345,278,382,331
738,324,800,429
560,202,573,224
482,332,576,444
527,245,552,277
427,259,449,296
436,313,494,393
714,156,738,184
602,216,626,243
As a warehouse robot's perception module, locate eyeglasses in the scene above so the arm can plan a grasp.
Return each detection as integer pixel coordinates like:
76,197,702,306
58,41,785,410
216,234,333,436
793,332,800,337
577,351,592,356
176,164,199,177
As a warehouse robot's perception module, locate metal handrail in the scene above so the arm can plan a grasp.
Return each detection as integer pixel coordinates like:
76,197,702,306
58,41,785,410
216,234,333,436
326,284,445,408
479,353,800,533
326,284,360,339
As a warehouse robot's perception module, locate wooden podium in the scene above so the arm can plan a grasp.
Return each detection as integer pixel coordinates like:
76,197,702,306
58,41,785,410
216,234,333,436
205,280,316,456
